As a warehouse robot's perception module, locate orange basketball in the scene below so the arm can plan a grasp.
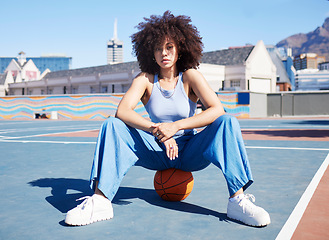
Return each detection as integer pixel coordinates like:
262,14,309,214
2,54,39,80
154,168,194,201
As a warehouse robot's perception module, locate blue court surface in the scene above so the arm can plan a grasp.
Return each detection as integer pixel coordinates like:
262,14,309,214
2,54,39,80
0,118,328,240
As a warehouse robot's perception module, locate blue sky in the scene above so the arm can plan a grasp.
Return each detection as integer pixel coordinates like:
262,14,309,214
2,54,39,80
1,0,328,69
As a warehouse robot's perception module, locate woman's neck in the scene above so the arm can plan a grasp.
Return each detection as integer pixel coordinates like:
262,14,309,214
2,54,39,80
159,68,178,82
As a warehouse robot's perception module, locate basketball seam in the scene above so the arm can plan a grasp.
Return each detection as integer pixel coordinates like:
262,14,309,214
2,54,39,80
155,176,193,191
160,171,170,200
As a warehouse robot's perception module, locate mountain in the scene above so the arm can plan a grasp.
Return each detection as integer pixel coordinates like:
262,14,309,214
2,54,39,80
276,18,329,61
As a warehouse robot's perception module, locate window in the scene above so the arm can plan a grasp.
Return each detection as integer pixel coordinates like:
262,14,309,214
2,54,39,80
101,86,108,93
230,80,240,87
90,86,96,93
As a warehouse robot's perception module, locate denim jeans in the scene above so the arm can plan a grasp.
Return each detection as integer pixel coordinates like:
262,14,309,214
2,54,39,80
90,114,253,200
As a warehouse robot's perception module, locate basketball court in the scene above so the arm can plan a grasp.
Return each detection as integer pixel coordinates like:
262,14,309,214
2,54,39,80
0,117,328,239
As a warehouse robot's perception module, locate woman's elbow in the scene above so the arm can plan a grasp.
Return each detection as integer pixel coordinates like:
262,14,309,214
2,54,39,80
115,107,123,120
211,103,225,117
218,105,226,116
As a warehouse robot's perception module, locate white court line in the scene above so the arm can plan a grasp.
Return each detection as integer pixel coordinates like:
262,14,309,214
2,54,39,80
0,124,100,135
1,128,99,139
275,153,329,240
0,139,96,144
0,121,36,125
246,146,329,151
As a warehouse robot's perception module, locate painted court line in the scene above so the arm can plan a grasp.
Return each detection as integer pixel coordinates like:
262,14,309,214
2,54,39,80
0,129,100,140
0,139,96,144
275,153,329,240
0,124,99,134
245,146,329,151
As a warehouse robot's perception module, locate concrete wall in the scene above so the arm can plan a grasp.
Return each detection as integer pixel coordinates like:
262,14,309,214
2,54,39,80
250,92,267,118
267,91,329,117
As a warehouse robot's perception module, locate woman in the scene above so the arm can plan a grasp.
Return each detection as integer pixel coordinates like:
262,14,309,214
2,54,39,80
65,11,270,227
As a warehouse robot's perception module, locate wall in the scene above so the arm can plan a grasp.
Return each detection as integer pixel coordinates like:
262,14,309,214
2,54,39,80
0,92,250,120
250,92,267,118
0,94,147,120
217,92,250,118
267,91,329,116
198,63,225,92
3,91,327,120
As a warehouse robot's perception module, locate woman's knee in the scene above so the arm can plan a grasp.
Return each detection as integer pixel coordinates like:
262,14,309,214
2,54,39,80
103,116,123,125
213,114,239,127
101,117,126,131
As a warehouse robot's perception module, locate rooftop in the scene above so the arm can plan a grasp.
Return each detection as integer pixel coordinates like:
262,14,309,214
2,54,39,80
201,46,254,65
44,61,140,79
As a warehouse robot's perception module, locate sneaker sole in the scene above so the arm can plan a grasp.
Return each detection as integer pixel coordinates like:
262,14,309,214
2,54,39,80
65,213,113,226
227,214,270,227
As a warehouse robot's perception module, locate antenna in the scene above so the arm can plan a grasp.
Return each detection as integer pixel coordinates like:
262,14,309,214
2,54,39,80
113,18,118,40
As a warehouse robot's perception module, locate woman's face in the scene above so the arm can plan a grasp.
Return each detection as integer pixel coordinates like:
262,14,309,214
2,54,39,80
154,37,179,70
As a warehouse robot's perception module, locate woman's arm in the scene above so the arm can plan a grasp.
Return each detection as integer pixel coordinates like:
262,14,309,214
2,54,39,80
115,73,154,133
176,68,225,129
154,69,225,142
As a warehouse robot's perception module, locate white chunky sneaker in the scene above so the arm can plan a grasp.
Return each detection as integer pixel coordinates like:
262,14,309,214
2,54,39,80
227,194,270,227
65,194,113,226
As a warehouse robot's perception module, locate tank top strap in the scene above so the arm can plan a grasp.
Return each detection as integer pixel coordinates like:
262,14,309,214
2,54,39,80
154,74,159,84
177,72,184,90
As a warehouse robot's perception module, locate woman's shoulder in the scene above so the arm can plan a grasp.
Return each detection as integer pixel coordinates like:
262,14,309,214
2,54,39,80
182,69,204,82
134,72,155,84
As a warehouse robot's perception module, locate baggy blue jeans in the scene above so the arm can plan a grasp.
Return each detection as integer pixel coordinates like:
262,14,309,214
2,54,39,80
90,114,253,200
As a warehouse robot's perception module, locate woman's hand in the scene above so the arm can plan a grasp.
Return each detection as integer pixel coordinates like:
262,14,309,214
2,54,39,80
152,122,179,142
163,138,178,160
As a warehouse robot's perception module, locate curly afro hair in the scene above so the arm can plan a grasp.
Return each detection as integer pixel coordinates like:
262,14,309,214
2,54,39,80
131,11,204,75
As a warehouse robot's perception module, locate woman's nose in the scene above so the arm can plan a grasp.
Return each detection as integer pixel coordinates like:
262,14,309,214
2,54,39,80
162,48,167,56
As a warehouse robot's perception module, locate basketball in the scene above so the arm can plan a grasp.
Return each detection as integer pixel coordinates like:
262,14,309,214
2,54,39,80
154,168,194,201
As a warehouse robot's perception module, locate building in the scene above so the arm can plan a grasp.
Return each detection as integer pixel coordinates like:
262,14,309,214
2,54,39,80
202,40,277,93
7,61,224,96
0,52,49,96
293,53,325,70
7,40,278,96
267,46,295,91
8,61,140,96
295,69,329,91
319,61,329,70
282,54,296,90
0,53,71,74
107,19,124,65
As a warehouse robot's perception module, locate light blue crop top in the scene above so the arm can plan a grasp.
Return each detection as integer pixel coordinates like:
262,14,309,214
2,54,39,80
144,72,197,136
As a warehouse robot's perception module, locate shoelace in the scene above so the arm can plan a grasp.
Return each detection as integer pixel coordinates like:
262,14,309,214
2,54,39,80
244,193,256,203
238,194,256,209
76,196,94,210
